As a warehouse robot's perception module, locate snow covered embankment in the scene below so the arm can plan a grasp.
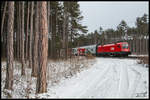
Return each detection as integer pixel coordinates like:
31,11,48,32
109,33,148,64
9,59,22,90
44,58,148,98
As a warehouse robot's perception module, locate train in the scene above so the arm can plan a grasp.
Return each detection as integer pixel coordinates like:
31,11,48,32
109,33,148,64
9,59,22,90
72,41,131,57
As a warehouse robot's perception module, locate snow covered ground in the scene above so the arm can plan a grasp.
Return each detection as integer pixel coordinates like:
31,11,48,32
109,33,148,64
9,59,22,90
35,58,149,98
129,54,149,57
1,57,149,99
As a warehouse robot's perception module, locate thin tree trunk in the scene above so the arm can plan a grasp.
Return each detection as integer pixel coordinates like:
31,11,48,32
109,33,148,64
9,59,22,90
32,2,39,77
36,2,48,93
50,2,53,58
1,1,7,36
146,36,148,54
63,2,68,60
1,2,7,59
47,2,50,58
5,1,14,90
51,3,56,59
19,2,21,60
25,2,30,63
16,3,19,60
65,13,69,60
70,25,73,58
29,2,34,68
47,2,50,34
21,2,25,75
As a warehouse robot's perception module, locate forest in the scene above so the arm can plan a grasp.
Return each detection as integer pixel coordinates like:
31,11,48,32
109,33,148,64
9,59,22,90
1,1,149,98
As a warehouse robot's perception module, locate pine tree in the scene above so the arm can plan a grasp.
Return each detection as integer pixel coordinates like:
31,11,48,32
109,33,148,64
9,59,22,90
1,1,7,36
21,1,25,75
25,2,30,63
5,1,14,90
32,2,39,77
36,2,48,93
29,2,34,68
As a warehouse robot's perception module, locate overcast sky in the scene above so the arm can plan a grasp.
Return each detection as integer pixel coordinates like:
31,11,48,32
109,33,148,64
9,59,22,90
78,1,149,33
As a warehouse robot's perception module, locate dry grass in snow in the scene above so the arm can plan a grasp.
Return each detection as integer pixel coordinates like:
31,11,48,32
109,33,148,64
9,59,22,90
1,56,95,99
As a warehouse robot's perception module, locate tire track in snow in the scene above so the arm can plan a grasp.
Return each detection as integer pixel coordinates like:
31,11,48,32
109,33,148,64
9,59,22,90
79,58,119,98
51,58,111,98
117,62,129,97
79,67,110,97
47,58,148,98
128,66,141,97
116,60,142,98
74,61,111,98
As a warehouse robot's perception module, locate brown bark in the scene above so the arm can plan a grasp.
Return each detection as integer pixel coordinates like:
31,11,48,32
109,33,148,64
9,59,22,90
146,37,148,54
5,1,14,90
36,2,48,93
21,2,25,75
16,3,19,60
63,2,69,60
50,4,53,58
51,3,56,59
29,2,34,68
1,1,7,35
65,15,69,60
1,2,7,59
19,2,21,60
47,2,50,58
25,2,30,63
32,2,39,77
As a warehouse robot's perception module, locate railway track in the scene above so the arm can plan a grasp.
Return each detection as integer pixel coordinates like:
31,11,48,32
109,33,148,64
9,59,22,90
97,55,143,59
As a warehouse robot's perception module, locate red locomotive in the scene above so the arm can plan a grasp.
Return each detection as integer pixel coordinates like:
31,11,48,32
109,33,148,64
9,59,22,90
96,42,131,57
72,42,131,57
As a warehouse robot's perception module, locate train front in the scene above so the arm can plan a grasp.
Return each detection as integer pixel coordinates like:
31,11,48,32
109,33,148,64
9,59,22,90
120,42,131,56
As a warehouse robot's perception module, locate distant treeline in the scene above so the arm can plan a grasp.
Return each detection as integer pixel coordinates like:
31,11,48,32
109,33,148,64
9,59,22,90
75,13,149,55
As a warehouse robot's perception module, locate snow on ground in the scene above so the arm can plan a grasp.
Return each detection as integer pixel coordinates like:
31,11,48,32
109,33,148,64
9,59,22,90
129,54,148,57
1,57,95,98
38,58,149,98
1,57,149,99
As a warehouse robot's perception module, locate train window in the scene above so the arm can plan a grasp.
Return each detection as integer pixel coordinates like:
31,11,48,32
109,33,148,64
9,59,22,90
122,44,128,49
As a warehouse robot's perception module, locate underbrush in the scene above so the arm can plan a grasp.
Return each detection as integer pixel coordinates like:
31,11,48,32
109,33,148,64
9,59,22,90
47,56,95,85
85,54,96,59
1,56,95,98
137,56,149,67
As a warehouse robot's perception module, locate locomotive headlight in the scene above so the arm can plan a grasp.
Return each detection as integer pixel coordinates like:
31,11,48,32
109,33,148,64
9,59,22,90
111,47,115,50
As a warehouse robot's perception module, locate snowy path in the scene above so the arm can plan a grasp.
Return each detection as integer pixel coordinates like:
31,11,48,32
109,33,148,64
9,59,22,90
44,58,148,98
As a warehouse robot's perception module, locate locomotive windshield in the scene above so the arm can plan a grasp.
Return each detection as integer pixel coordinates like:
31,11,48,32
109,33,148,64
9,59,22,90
122,43,128,49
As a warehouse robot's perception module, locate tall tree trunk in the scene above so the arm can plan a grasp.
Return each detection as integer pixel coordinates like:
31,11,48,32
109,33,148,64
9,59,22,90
65,14,69,60
146,36,148,54
63,2,69,60
29,2,34,68
134,37,136,54
5,1,14,90
47,2,50,34
21,2,25,75
32,2,39,77
36,2,48,93
25,2,30,63
1,2,7,59
70,24,73,58
16,2,19,60
62,4,66,58
50,3,53,58
51,3,56,59
47,2,50,58
1,1,7,36
19,2,21,60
